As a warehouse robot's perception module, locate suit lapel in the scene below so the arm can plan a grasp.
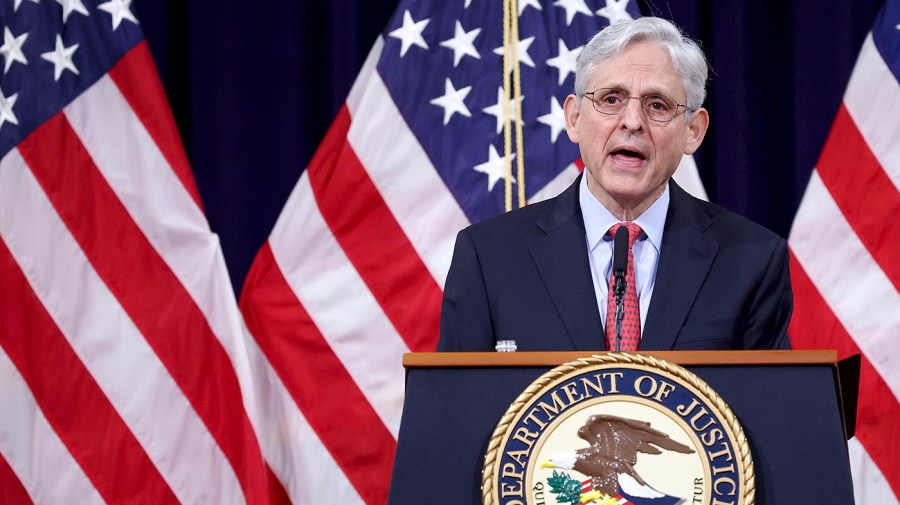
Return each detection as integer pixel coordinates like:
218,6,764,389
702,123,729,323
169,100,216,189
642,182,718,350
528,177,605,351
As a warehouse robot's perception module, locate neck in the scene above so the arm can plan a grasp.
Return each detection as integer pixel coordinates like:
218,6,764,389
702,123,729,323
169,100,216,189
588,181,666,221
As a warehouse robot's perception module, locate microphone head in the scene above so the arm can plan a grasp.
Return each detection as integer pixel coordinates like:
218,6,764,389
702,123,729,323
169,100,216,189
613,225,629,275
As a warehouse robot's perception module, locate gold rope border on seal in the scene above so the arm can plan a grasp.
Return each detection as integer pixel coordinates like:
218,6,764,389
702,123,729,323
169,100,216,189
481,352,756,505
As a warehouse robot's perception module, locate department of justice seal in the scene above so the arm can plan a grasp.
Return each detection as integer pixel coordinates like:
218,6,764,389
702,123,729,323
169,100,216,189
482,353,753,505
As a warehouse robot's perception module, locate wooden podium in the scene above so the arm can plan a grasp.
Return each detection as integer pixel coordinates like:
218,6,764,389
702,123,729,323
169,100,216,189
387,351,858,505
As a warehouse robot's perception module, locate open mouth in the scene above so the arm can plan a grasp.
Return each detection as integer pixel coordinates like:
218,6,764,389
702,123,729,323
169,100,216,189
610,148,646,164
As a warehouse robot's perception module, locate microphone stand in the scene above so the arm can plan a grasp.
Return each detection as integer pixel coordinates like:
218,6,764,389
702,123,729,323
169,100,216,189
612,225,629,352
614,274,625,352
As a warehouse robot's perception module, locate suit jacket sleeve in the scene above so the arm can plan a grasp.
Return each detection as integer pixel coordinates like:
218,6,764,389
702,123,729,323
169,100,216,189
742,237,793,349
436,229,497,351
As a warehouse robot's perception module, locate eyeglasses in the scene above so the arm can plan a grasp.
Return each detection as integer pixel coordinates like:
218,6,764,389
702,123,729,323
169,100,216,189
583,88,689,124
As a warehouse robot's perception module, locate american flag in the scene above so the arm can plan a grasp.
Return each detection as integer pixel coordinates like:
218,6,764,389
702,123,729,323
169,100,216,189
789,0,900,503
0,0,273,503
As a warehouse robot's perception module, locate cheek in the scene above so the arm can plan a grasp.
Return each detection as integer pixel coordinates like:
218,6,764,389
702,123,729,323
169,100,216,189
581,120,615,149
653,133,685,158
583,140,607,166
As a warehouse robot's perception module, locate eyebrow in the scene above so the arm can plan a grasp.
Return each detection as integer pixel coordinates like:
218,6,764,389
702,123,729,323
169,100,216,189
596,85,673,97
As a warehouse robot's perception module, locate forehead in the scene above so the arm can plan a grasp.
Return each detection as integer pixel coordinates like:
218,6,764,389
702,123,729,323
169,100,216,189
588,41,684,96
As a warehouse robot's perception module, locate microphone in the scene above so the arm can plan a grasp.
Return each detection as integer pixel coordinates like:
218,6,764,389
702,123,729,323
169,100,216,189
612,226,629,352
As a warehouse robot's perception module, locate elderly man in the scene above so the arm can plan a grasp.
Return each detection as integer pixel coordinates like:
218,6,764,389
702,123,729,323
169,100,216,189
437,17,792,352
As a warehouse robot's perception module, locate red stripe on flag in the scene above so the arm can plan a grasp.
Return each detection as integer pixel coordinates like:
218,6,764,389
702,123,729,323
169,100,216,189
789,254,900,497
816,105,900,292
0,452,33,505
307,105,442,353
575,157,585,172
16,114,269,504
107,41,204,212
0,238,179,504
265,465,291,505
240,242,396,505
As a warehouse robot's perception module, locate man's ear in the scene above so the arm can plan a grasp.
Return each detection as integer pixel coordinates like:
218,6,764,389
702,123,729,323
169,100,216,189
684,107,709,155
564,94,581,144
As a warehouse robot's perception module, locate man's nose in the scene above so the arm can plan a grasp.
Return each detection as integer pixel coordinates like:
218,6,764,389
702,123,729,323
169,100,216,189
620,97,644,131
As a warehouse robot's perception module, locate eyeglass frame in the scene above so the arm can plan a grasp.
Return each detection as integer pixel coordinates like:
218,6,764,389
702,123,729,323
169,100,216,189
581,88,692,124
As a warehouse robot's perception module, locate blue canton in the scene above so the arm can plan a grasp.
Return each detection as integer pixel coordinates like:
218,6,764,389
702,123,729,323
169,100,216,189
0,0,143,157
378,0,640,223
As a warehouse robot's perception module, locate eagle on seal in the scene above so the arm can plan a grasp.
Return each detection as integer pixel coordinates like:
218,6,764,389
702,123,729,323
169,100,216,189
543,414,695,499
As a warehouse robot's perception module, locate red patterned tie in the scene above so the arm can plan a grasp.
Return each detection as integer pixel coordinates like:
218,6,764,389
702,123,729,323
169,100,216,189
605,222,643,351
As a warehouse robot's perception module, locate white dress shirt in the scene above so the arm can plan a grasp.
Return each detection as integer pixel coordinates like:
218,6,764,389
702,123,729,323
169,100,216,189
579,174,670,333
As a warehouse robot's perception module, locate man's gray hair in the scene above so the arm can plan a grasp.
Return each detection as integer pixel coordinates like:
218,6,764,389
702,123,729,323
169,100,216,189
574,17,709,112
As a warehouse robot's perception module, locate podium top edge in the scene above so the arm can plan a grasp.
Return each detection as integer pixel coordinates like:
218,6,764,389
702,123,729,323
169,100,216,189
403,350,838,368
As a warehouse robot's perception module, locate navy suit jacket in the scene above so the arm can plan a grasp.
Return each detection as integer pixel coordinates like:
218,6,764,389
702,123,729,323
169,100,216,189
437,177,793,352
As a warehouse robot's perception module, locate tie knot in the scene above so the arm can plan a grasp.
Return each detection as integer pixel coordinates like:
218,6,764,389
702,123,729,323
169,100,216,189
608,222,643,248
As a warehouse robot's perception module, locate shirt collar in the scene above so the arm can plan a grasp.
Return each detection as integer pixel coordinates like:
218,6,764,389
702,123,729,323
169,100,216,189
579,173,669,252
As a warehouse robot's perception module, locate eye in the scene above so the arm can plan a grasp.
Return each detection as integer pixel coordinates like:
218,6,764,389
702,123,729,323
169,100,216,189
600,91,624,105
644,96,672,112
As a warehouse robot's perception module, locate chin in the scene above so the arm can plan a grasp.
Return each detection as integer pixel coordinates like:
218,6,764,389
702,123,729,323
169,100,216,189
600,165,649,185
602,179,647,198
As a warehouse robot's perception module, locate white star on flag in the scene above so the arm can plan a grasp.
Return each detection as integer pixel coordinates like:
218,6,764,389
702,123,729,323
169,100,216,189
546,39,581,86
474,144,516,191
40,34,79,81
97,0,139,30
0,28,29,74
0,89,18,129
440,21,481,67
597,0,634,23
55,0,89,23
537,97,567,143
492,35,536,70
553,0,593,26
430,78,472,125
482,85,524,134
389,10,430,57
518,0,542,15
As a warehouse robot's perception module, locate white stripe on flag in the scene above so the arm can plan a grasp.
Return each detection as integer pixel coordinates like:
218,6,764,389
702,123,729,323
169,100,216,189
0,347,104,505
63,76,262,428
849,437,900,505
269,173,408,436
844,34,900,191
673,154,709,201
240,321,364,505
529,162,579,203
0,148,243,504
347,36,470,288
790,170,900,400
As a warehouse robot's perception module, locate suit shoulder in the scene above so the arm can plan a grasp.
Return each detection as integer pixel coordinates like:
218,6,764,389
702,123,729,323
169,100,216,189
462,193,570,242
700,200,784,244
672,184,784,246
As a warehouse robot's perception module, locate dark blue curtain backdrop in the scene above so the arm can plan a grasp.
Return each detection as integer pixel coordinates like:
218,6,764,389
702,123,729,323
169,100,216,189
131,0,883,295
